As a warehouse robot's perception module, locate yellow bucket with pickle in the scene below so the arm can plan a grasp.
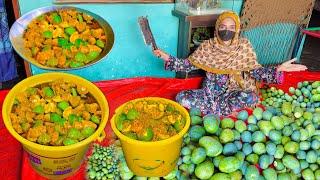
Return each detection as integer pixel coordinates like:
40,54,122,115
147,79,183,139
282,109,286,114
111,97,190,177
2,73,109,179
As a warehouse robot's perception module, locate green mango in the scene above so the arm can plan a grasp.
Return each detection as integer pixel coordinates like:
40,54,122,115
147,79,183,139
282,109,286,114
244,165,260,180
262,168,277,180
199,136,223,157
195,161,214,180
218,156,241,173
203,114,220,134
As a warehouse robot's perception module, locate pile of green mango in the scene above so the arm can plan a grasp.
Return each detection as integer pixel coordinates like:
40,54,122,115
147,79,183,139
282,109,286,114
169,81,320,180
262,81,320,110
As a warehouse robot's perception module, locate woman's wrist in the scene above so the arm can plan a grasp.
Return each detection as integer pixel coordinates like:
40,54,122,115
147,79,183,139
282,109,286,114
276,65,283,72
162,53,170,61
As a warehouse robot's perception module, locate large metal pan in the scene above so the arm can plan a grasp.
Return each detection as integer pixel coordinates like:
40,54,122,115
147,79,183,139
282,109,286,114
9,6,114,70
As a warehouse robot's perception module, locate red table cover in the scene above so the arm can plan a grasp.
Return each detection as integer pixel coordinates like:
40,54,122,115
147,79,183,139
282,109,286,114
1,71,320,180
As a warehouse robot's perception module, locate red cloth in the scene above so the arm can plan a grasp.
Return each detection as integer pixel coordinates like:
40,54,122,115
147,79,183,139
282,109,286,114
302,29,320,38
0,90,22,180
268,71,320,93
0,77,202,180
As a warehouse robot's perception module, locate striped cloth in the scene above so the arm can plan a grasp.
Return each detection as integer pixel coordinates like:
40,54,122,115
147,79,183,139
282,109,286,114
0,0,17,83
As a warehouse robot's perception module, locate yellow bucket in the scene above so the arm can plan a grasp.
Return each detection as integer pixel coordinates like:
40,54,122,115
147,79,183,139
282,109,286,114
111,97,190,177
2,73,109,179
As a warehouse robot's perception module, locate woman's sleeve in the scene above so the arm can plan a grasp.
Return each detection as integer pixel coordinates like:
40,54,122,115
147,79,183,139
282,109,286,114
250,66,284,84
164,55,199,72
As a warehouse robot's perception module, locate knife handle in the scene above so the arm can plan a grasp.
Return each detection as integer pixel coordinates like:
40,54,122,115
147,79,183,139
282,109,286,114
151,44,158,51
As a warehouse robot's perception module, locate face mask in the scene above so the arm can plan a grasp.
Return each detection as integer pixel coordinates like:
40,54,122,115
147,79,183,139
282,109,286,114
218,30,236,41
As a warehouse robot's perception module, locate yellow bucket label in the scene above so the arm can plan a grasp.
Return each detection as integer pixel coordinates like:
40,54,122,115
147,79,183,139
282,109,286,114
133,159,165,171
26,150,80,177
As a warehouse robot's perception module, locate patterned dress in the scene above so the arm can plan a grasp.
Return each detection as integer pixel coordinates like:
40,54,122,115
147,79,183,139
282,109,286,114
166,56,283,116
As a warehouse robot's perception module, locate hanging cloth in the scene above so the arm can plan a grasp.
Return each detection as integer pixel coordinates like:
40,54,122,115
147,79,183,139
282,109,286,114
0,0,17,83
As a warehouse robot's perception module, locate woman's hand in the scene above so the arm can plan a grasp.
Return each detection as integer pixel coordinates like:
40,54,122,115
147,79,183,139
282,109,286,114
277,58,308,72
153,49,170,61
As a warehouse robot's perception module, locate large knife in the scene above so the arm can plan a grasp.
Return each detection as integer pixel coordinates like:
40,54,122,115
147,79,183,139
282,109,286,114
138,16,158,51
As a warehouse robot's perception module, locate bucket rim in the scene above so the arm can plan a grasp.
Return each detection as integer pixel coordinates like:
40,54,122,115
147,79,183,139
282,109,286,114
2,72,109,151
110,97,191,146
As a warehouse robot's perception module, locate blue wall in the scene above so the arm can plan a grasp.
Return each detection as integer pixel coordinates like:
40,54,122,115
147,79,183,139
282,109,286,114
221,0,243,16
18,0,243,82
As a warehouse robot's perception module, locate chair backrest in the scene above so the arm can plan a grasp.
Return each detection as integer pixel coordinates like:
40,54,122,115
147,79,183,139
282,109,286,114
242,23,299,65
239,0,315,66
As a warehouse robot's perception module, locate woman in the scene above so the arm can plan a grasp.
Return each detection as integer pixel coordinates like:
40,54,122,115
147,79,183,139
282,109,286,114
153,11,307,116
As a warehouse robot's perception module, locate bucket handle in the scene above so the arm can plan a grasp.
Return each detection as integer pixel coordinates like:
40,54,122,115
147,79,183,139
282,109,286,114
96,130,106,142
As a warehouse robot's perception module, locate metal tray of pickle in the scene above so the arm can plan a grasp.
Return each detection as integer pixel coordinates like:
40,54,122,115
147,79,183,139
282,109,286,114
9,6,114,70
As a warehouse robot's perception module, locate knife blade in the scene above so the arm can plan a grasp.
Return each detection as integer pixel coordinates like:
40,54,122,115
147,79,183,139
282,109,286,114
138,16,158,50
